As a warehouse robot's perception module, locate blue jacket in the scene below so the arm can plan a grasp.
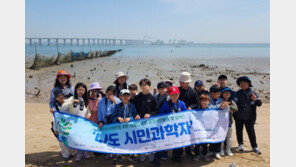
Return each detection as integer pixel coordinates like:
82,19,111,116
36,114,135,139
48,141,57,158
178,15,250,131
159,100,187,114
97,96,121,124
111,102,137,123
209,95,223,109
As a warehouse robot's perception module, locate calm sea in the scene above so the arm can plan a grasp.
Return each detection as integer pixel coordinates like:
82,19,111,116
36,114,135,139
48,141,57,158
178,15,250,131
25,43,270,59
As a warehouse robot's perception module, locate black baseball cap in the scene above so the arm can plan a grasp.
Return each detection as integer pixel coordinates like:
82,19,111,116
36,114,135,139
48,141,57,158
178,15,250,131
157,82,168,89
218,74,227,80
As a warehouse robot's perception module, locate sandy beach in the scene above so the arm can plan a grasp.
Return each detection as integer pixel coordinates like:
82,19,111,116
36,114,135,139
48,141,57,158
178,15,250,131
25,55,270,166
25,103,270,167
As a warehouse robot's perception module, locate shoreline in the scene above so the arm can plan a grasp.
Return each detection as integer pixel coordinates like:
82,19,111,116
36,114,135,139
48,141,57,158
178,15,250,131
25,55,270,104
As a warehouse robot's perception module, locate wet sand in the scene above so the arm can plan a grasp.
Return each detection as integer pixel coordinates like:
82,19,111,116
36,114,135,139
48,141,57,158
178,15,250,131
25,55,270,104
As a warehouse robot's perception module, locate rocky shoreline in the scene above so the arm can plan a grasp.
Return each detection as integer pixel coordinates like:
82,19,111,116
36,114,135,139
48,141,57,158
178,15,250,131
25,55,270,104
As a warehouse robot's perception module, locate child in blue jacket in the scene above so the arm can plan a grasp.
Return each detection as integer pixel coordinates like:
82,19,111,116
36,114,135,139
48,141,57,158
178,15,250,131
158,86,187,164
111,89,139,163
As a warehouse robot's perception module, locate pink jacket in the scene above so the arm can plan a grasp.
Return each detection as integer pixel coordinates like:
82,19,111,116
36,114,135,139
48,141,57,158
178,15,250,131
88,95,99,124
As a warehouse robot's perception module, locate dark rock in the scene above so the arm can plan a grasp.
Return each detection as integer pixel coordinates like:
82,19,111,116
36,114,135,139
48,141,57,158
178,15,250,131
206,79,212,83
70,64,73,68
87,77,90,80
29,75,33,78
190,65,198,68
198,64,205,67
260,81,264,84
146,75,149,77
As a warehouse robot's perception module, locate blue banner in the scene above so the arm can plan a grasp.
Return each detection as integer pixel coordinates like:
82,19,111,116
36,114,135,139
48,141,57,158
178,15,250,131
53,108,229,154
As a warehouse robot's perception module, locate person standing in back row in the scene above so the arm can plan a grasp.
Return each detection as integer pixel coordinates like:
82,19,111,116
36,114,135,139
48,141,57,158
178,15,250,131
178,72,199,159
114,71,129,97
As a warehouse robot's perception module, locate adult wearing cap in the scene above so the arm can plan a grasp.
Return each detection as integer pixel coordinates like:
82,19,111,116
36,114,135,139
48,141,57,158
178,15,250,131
234,76,262,155
194,80,210,97
216,74,236,100
217,74,228,89
49,70,74,113
178,72,199,159
114,71,129,97
88,82,103,124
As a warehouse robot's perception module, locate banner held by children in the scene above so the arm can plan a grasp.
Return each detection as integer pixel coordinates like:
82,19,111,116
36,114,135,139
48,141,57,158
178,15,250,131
53,108,229,154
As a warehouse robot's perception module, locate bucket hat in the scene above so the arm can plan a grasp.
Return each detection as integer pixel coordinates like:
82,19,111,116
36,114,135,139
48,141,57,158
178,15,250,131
236,76,253,87
89,82,103,91
56,70,71,79
114,71,129,84
179,72,192,83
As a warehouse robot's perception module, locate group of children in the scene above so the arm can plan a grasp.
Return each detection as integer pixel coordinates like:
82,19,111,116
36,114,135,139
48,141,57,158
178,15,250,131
49,70,262,166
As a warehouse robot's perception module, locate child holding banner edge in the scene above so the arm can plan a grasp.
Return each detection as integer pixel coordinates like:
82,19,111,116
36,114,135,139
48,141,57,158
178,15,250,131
51,88,77,160
158,86,187,164
61,82,92,161
208,85,229,160
220,87,238,157
192,94,212,162
132,78,159,163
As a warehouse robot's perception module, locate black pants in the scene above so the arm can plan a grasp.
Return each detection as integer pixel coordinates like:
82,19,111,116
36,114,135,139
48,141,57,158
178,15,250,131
194,144,208,156
234,118,257,149
184,146,193,156
209,143,221,153
172,148,183,159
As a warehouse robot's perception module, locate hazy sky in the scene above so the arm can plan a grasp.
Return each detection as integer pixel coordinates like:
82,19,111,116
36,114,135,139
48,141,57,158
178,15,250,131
25,0,270,43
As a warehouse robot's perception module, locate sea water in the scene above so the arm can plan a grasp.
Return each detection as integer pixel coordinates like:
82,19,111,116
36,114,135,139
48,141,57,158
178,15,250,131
25,43,269,59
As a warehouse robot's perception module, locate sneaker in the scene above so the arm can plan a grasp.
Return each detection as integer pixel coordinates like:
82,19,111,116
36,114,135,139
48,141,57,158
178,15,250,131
75,153,82,161
253,147,262,155
238,144,244,152
83,152,91,159
214,153,221,160
128,155,139,162
161,153,168,160
225,149,233,156
193,155,199,161
104,154,113,160
220,149,225,156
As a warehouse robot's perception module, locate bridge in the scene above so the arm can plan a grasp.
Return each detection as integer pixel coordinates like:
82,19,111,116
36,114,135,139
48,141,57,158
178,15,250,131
25,37,145,46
